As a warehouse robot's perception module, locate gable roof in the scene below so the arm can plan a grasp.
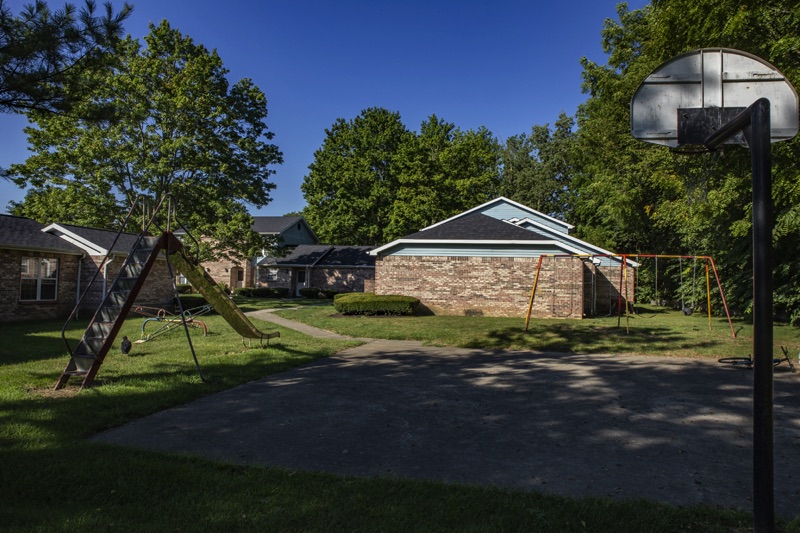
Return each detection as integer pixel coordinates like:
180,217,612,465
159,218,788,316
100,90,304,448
370,197,627,263
259,245,375,268
251,216,304,234
423,196,573,233
403,212,550,241
42,223,140,256
0,215,83,255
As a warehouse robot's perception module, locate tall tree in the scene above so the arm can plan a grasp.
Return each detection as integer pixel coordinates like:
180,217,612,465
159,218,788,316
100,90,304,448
500,112,576,219
9,20,282,259
0,0,132,115
573,0,800,322
387,115,500,239
302,107,412,246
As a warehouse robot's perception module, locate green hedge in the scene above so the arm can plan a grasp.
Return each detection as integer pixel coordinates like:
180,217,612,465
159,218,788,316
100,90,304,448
333,293,419,316
177,294,218,315
299,287,345,299
175,284,193,294
233,287,290,298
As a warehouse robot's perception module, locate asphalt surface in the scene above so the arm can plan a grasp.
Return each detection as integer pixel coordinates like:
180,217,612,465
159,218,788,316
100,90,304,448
92,311,800,518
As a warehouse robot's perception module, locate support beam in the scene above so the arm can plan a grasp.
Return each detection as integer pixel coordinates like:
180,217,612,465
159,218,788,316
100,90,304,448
705,98,775,533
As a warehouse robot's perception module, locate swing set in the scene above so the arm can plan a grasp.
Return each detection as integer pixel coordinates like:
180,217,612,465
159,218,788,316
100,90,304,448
524,253,737,338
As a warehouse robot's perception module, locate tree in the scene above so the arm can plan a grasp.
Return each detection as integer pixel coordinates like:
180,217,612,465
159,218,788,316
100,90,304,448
302,107,412,246
500,112,576,219
572,0,800,322
9,21,282,259
302,110,501,245
0,0,132,115
387,115,500,239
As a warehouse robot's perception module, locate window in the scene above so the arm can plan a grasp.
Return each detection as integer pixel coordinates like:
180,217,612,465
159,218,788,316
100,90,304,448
266,268,278,281
20,257,59,301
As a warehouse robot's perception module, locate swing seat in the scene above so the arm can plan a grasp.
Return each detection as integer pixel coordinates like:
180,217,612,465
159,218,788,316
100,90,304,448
682,306,694,316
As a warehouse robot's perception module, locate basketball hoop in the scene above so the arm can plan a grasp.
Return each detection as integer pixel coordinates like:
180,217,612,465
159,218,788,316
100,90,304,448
631,48,798,149
631,48,799,533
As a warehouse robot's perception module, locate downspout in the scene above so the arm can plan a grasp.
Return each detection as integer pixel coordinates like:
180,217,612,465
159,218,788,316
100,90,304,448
102,255,116,296
75,254,85,319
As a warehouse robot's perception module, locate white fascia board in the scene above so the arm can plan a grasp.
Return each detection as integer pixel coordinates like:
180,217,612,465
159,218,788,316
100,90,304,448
370,239,585,256
41,223,108,256
512,218,639,266
490,196,574,230
419,197,574,232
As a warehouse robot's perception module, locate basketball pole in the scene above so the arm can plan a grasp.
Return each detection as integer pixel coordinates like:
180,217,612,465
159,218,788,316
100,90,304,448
705,97,774,533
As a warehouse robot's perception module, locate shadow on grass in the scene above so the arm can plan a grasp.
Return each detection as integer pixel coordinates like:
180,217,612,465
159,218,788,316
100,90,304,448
0,319,88,367
464,322,690,353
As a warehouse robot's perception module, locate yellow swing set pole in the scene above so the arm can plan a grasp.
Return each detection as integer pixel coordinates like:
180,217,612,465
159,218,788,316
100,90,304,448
525,255,545,331
623,255,630,334
706,260,712,330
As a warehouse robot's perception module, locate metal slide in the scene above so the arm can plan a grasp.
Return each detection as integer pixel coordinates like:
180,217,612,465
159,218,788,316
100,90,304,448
55,231,278,390
165,238,280,347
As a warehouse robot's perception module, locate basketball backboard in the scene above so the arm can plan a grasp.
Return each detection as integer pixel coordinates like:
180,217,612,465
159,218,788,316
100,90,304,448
631,48,798,147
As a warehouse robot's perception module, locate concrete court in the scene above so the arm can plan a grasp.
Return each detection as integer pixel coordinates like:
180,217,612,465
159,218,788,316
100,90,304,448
92,313,800,518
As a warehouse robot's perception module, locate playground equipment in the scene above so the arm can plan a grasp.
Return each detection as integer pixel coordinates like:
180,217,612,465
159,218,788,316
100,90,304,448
133,304,212,342
524,253,736,339
55,196,279,391
631,47,799,532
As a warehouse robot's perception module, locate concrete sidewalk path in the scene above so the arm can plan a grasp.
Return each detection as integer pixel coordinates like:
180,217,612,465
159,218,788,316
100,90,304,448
93,312,800,518
246,308,375,342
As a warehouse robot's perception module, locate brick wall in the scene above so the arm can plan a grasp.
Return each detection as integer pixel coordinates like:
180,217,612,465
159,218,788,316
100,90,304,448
257,266,374,295
0,249,81,322
200,257,253,290
309,267,374,292
582,262,636,316
374,255,584,319
80,255,176,314
256,266,292,290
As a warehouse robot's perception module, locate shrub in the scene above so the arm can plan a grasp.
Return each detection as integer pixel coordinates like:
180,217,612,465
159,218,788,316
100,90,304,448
252,287,289,298
234,287,254,297
333,293,419,316
299,287,344,299
175,284,193,294
177,294,217,314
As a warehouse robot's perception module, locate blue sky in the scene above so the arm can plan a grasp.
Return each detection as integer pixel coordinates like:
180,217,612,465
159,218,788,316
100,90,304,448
0,0,649,217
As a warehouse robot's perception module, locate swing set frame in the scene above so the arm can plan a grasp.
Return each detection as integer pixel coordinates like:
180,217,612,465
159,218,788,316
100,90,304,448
524,253,736,339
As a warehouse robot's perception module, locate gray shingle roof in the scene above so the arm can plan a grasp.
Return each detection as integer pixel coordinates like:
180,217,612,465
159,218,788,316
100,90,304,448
315,246,376,267
0,215,83,254
55,223,141,254
251,216,304,234
261,245,376,268
405,213,550,241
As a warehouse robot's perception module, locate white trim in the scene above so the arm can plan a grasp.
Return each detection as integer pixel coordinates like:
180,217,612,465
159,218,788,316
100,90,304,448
509,218,622,258
41,223,108,256
370,239,586,256
420,197,573,232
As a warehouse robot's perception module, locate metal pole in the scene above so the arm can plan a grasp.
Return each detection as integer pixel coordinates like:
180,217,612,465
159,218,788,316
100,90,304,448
524,255,544,331
749,99,775,533
704,98,774,533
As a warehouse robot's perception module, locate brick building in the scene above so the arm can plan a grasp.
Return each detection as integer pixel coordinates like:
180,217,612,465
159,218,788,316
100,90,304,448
259,245,375,297
180,216,318,290
0,215,174,322
371,197,634,319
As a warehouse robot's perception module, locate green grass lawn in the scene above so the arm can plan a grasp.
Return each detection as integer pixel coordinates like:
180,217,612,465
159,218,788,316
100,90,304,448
0,306,797,532
276,302,800,360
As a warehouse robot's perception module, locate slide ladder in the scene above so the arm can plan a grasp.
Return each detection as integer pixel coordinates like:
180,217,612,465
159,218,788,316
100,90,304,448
55,234,166,390
54,230,279,390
